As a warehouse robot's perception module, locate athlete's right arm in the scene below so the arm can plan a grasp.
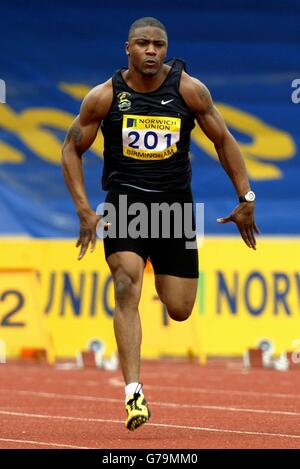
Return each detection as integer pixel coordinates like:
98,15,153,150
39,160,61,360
61,80,113,259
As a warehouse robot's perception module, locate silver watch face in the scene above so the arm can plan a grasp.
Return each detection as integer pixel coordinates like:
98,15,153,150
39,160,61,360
245,191,255,202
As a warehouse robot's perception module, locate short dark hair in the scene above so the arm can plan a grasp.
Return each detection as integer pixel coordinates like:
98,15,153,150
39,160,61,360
128,17,167,39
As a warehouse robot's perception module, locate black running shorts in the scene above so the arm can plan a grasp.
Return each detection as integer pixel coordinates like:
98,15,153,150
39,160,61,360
102,185,199,278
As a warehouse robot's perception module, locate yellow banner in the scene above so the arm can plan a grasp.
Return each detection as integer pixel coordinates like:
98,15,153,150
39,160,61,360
1,237,300,359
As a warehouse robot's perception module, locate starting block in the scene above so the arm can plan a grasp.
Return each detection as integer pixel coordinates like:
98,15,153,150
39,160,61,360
76,350,103,369
243,348,264,368
76,350,119,370
243,348,298,371
20,347,48,363
286,352,300,370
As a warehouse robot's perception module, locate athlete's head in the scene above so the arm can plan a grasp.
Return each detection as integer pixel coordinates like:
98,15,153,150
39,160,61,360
128,17,167,40
125,17,168,76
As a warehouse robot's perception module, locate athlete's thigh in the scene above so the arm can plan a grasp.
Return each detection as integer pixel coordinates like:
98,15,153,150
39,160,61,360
155,274,198,317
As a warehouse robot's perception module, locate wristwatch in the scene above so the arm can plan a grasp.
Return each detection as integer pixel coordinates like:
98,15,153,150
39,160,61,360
239,190,256,203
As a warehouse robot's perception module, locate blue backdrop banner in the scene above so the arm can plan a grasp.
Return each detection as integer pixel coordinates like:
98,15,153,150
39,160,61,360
0,0,299,236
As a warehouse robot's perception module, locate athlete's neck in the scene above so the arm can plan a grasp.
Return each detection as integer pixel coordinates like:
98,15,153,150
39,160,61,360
123,65,170,93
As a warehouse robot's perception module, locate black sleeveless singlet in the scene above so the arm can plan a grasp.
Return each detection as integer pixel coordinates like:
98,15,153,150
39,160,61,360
101,58,195,192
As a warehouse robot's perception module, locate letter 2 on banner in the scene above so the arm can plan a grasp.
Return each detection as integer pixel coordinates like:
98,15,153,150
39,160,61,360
0,269,52,361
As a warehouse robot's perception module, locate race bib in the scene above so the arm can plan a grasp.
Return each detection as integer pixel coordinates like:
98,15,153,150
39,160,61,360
122,114,181,160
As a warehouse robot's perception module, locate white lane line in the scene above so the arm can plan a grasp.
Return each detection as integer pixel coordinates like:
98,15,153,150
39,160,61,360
109,377,300,400
1,410,300,441
0,437,90,449
0,389,120,403
2,375,298,401
161,403,300,417
1,389,300,418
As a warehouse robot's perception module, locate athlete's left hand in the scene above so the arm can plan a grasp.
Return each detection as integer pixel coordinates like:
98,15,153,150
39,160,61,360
217,203,260,250
76,208,110,260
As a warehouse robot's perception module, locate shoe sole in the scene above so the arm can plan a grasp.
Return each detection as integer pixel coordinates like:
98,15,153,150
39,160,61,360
127,414,149,431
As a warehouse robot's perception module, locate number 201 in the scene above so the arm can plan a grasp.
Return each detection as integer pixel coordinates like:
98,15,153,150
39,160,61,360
128,131,172,149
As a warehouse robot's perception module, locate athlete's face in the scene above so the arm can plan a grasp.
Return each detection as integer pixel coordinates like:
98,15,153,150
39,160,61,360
125,26,168,76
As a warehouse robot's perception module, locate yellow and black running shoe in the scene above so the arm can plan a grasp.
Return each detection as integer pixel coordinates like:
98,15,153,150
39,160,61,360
125,392,151,431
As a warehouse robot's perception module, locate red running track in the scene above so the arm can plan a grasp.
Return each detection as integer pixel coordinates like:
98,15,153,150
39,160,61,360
0,358,300,449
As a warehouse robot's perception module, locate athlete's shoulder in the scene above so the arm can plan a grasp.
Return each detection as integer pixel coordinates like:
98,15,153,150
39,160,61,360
179,71,212,113
80,79,113,121
83,79,113,108
180,71,207,95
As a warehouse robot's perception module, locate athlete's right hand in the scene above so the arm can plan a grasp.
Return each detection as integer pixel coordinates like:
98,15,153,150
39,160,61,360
217,202,260,250
76,208,109,260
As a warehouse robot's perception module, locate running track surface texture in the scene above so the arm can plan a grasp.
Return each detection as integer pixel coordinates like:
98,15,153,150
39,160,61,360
0,358,300,450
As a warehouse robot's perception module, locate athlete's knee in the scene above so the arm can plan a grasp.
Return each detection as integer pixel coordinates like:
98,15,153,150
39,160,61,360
166,302,193,322
114,271,135,299
113,266,141,304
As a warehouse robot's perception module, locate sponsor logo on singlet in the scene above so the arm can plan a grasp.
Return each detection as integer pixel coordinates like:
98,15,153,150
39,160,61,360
122,114,181,160
117,92,132,111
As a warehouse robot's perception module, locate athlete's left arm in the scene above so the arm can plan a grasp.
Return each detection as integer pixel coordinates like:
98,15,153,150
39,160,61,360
180,72,260,250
